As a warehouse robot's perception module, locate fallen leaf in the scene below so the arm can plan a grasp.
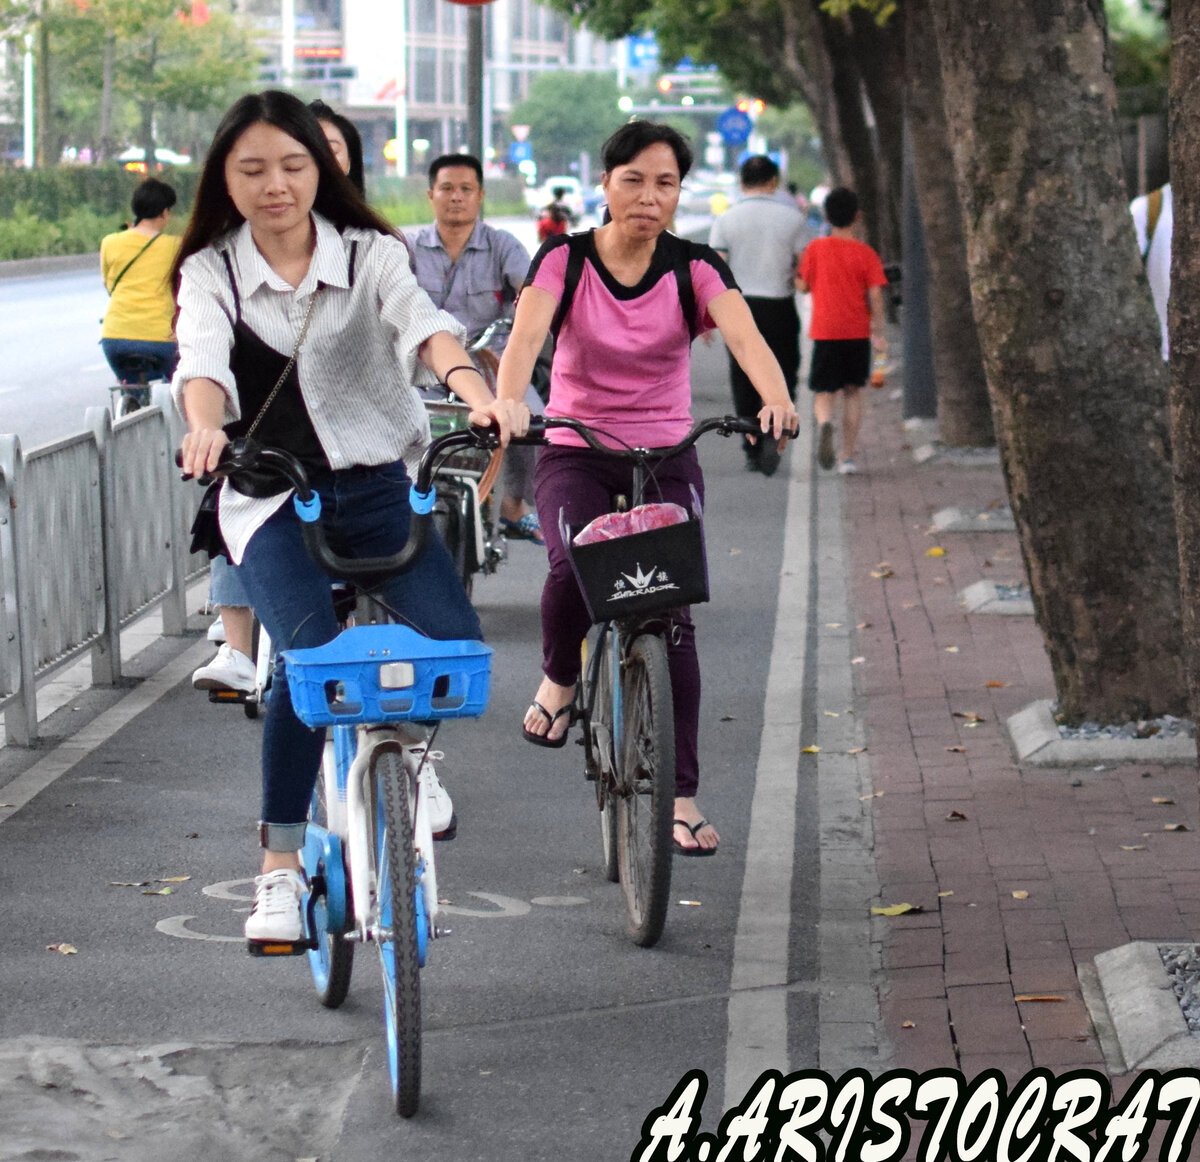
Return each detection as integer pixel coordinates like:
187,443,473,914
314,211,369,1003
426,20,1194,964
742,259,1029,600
945,810,968,821
859,791,884,801
0,802,14,808
857,621,872,629
872,903,923,916
1165,823,1190,832
110,881,150,888
157,876,191,883
984,680,1010,688
801,745,820,754
901,1020,917,1028
953,711,986,723
678,900,701,907
945,646,960,654
729,548,742,555
871,568,895,580
938,891,954,898
46,943,77,955
826,622,843,629
1152,798,1175,805
1014,995,1065,1003
1012,890,1030,900
1120,845,1147,851
851,656,866,665
848,746,867,755
719,714,736,722
142,887,173,896
926,546,947,558
946,746,966,753
824,710,840,717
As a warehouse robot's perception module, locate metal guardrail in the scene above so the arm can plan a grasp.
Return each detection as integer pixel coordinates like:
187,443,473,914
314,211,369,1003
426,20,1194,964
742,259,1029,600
0,384,206,745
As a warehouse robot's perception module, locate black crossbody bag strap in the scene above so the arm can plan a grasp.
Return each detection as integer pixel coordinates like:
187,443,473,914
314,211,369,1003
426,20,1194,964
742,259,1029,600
106,231,161,296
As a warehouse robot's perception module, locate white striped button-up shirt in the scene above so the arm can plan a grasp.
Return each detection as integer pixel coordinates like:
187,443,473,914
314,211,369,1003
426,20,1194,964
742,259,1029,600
172,213,465,562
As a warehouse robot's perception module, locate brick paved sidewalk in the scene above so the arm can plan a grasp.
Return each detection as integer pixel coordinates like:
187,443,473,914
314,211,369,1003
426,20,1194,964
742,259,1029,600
839,387,1200,1086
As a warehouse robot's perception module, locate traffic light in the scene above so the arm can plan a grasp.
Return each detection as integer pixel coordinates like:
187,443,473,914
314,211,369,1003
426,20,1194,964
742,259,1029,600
735,98,766,115
657,76,673,93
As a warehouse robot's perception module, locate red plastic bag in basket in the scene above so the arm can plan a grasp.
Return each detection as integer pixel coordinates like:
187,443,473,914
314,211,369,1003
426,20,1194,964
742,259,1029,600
573,502,689,545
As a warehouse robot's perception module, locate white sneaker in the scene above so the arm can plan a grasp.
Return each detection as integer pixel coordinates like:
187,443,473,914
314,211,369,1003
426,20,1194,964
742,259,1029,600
192,643,256,693
403,745,456,839
207,614,226,643
838,459,859,475
244,868,307,942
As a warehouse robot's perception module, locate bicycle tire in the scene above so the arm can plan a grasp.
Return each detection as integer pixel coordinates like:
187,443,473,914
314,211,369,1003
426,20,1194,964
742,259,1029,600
433,491,473,599
307,762,354,1009
616,633,675,947
116,391,142,418
373,746,422,1117
590,628,619,883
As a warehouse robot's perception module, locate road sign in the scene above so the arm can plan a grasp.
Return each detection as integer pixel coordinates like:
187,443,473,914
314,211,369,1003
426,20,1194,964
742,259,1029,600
508,141,532,164
626,33,659,71
717,106,753,146
511,124,530,142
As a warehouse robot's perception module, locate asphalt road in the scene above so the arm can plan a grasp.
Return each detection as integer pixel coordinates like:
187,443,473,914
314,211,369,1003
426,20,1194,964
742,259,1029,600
0,226,821,1162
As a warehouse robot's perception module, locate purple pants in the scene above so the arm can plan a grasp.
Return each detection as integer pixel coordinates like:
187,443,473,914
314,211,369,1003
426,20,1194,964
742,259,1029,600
533,444,705,798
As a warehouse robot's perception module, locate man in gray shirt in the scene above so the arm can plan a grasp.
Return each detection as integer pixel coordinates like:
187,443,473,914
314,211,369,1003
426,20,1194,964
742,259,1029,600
411,154,544,542
709,155,812,475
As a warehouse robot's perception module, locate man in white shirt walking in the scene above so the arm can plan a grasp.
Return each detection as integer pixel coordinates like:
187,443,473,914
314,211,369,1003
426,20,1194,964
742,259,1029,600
710,155,813,475
1130,181,1171,360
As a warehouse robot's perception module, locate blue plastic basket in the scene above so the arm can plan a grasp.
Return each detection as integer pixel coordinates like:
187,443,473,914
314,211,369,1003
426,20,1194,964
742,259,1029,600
282,625,492,728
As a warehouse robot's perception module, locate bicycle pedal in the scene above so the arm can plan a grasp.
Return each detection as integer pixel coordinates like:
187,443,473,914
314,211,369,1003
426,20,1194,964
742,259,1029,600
208,688,251,704
246,938,314,957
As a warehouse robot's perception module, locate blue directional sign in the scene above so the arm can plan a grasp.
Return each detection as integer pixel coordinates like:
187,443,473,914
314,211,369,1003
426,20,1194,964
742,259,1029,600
508,141,532,164
717,106,753,147
626,34,659,71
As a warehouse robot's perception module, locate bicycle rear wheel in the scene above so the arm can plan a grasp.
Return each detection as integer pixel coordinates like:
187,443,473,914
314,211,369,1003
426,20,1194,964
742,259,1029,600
372,746,422,1117
615,633,675,947
589,628,619,883
307,750,353,1009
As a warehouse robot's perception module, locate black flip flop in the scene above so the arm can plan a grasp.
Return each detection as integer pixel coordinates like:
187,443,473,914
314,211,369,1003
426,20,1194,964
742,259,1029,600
673,818,718,857
522,700,572,748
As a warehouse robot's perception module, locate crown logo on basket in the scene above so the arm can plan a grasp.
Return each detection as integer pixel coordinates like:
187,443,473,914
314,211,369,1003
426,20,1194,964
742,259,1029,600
610,564,677,601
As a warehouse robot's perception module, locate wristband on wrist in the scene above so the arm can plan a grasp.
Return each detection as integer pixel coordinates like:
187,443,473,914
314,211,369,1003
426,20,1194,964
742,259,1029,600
443,364,485,385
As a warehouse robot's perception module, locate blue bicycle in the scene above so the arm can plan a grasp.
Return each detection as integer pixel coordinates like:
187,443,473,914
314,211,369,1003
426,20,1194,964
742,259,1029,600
192,430,492,1116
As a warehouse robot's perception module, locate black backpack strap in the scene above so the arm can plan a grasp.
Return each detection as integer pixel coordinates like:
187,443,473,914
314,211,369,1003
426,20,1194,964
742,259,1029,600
219,249,241,323
549,233,589,340
673,238,698,340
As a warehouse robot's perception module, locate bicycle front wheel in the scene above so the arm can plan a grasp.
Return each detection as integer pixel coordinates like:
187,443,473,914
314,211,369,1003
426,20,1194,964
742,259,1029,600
616,634,675,947
372,746,422,1117
590,628,619,883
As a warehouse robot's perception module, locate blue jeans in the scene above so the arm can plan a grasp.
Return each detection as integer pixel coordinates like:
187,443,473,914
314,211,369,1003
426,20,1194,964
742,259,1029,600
208,555,251,608
237,460,482,851
100,338,179,383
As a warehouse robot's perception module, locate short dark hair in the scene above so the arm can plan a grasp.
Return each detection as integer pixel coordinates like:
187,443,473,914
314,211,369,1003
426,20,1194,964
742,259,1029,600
428,153,483,188
739,155,779,189
600,121,692,181
131,178,176,223
824,186,859,228
171,90,397,294
309,99,365,196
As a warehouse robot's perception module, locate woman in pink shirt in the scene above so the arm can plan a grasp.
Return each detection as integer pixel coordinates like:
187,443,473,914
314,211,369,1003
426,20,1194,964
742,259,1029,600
496,121,797,855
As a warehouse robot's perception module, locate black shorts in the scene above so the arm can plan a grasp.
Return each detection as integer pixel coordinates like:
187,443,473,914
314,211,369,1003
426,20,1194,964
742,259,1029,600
809,338,870,393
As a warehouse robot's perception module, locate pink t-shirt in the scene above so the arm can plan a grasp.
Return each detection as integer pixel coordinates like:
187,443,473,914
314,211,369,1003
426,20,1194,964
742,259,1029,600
527,231,736,448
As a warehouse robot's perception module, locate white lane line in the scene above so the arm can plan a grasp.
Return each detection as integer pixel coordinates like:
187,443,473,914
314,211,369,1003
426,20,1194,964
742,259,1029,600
0,638,213,825
723,418,814,1106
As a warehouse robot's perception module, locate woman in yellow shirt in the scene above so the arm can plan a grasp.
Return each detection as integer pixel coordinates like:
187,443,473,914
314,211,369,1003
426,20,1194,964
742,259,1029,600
100,178,182,394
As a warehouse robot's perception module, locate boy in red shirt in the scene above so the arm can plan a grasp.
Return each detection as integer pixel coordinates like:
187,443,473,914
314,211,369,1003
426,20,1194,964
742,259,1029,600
797,187,888,474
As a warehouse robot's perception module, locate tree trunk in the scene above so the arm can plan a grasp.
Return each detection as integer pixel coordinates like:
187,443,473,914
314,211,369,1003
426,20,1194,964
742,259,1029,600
904,0,993,447
929,0,1185,723
820,9,886,256
99,30,115,164
1168,2,1200,728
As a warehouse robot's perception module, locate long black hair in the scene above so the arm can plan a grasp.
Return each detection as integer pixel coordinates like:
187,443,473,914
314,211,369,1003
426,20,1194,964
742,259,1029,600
171,90,395,292
309,99,365,196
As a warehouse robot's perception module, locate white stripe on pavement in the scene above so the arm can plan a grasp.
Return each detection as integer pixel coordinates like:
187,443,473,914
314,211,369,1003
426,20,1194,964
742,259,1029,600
724,416,814,1106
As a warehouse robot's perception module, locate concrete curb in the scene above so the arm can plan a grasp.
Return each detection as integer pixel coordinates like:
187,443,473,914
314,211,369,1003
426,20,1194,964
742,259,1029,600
1006,699,1198,767
959,580,1034,616
931,505,1015,533
1090,942,1199,1071
0,253,98,280
912,443,1001,468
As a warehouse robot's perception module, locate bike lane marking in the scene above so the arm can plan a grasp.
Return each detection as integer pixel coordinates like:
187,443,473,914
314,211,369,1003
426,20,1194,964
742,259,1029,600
723,415,814,1106
0,638,214,826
